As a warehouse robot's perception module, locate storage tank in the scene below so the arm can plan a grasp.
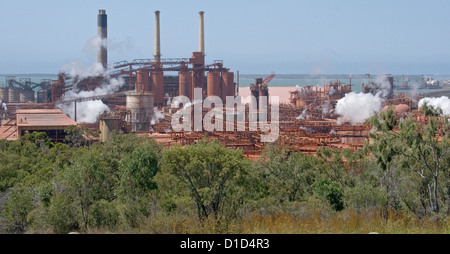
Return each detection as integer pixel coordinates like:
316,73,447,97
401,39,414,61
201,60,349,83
126,91,154,132
136,69,150,92
8,87,21,102
37,89,50,103
151,71,164,105
179,71,192,98
0,86,8,102
207,71,221,97
221,71,234,101
20,89,35,102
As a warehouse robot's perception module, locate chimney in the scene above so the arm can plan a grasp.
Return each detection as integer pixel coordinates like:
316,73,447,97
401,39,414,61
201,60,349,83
199,11,205,56
97,9,107,69
154,10,161,62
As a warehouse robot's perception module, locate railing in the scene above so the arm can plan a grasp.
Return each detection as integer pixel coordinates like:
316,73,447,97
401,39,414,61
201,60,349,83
114,58,190,69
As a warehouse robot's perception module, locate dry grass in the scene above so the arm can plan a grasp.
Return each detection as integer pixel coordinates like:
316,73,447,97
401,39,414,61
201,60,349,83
77,209,449,234
237,209,449,234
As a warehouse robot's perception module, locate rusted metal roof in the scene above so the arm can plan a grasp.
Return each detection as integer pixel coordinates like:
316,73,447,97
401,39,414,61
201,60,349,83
15,109,65,114
16,109,76,127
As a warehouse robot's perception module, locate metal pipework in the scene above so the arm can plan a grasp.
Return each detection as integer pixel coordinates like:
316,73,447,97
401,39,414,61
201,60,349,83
199,11,205,56
154,10,161,62
97,9,107,69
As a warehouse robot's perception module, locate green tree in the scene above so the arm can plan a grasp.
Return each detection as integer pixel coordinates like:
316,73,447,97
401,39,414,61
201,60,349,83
117,140,161,228
368,104,450,214
161,140,250,221
62,147,115,231
64,125,98,147
1,188,35,233
313,177,344,211
46,193,79,233
257,144,319,202
118,140,161,199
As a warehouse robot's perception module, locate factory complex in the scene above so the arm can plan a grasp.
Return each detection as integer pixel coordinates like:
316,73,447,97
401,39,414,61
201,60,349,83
0,9,448,158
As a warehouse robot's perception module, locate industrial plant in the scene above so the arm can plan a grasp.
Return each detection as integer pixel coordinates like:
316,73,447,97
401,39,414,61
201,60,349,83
0,9,446,158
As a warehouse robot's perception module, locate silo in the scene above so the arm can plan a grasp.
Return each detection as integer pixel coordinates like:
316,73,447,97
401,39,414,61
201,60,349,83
151,71,164,105
0,86,8,102
126,91,154,132
207,71,221,97
8,87,21,102
99,118,121,142
179,71,192,98
221,71,234,101
136,69,150,92
20,89,35,102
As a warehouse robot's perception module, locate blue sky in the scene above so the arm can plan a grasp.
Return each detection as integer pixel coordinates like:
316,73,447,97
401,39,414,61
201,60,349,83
1,0,450,74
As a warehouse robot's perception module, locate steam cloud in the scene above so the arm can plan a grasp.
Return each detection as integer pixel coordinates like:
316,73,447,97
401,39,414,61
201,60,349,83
334,74,395,124
0,100,7,111
84,35,134,56
335,92,383,124
296,109,308,120
56,33,129,123
418,96,450,116
151,107,165,125
60,62,105,79
58,100,110,123
56,76,124,123
57,62,124,123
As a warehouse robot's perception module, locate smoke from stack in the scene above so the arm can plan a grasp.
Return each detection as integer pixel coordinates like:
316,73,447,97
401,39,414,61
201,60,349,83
56,76,124,123
61,61,105,79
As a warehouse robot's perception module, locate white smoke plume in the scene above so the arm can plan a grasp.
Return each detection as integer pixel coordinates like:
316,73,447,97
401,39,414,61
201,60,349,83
0,100,7,111
299,126,314,132
151,107,165,125
373,74,392,99
296,109,308,120
83,35,107,55
335,92,383,124
57,58,125,124
63,77,124,100
83,35,134,57
329,86,335,95
57,77,124,124
56,34,130,123
418,96,450,116
60,62,105,79
58,100,110,123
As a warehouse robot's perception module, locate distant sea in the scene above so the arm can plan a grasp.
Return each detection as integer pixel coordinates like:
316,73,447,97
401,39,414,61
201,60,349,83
238,74,450,94
2,73,450,94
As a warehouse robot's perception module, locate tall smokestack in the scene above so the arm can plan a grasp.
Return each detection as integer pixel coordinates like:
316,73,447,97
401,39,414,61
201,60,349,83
199,11,205,56
154,10,161,62
97,9,107,69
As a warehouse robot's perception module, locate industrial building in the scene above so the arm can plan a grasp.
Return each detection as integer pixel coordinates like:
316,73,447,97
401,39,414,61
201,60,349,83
0,10,237,140
0,9,432,158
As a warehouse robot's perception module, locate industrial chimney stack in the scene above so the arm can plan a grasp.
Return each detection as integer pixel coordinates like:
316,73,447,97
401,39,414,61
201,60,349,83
199,11,205,56
154,10,161,62
97,9,107,69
